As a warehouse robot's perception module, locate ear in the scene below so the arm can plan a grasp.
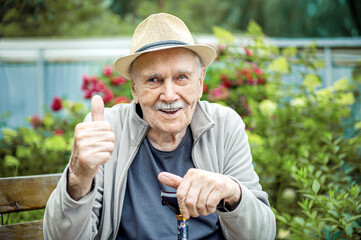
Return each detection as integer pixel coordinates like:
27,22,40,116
130,79,139,104
198,67,206,99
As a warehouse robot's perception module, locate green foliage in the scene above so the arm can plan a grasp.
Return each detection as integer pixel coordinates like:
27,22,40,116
0,99,87,177
203,24,361,238
2,0,360,37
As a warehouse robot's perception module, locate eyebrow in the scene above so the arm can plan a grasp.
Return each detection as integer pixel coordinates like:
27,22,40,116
141,70,193,79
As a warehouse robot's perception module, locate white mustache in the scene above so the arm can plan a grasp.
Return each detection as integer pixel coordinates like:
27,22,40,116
153,100,188,111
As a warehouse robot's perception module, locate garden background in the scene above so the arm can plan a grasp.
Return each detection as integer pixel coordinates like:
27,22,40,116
1,0,361,239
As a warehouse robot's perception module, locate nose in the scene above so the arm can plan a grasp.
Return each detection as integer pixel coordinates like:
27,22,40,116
159,80,179,103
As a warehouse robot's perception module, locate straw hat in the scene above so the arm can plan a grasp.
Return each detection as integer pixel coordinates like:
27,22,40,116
113,13,217,79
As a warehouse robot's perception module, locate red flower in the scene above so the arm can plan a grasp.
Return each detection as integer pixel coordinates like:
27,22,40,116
111,76,126,86
103,88,114,104
92,81,105,92
81,75,89,90
51,96,62,111
83,89,93,99
257,78,266,85
241,68,252,81
55,129,64,136
103,66,113,77
221,74,232,88
254,67,263,76
30,115,43,128
203,83,208,93
244,47,253,57
115,96,131,104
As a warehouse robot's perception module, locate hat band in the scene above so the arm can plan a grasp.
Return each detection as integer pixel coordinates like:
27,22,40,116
135,40,188,53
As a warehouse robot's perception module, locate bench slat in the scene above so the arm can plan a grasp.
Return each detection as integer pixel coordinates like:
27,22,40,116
0,220,43,240
0,174,62,213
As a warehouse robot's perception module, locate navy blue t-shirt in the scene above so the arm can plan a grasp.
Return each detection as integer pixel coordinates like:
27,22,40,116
117,127,225,240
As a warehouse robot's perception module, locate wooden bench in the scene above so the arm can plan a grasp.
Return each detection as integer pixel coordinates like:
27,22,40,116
0,174,62,240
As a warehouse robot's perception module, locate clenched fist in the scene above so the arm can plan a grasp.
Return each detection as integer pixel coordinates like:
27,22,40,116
68,95,115,200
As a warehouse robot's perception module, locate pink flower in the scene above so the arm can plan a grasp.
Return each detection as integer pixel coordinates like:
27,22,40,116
209,85,230,101
50,96,62,111
83,89,93,99
103,66,113,77
254,67,263,76
92,81,105,92
103,88,114,104
244,47,253,57
111,76,126,85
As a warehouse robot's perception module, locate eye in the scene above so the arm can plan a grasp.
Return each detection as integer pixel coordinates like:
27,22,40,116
148,77,158,82
177,75,187,80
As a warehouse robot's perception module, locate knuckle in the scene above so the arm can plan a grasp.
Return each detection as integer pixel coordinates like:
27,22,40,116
185,198,195,208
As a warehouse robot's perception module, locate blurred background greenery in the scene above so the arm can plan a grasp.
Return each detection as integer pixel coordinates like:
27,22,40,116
1,0,361,37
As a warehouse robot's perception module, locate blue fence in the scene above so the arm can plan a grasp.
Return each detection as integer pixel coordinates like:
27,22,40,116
0,37,360,129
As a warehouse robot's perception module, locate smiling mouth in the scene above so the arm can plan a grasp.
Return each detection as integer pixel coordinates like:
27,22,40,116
160,108,181,114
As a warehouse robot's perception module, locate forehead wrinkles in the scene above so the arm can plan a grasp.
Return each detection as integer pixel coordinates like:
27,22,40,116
130,48,199,80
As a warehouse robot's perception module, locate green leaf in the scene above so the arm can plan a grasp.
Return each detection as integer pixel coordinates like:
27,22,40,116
346,215,361,224
4,155,20,167
282,46,297,57
16,146,32,158
246,20,264,37
268,57,290,74
2,128,18,142
321,217,339,224
345,224,353,236
212,26,235,45
303,73,321,92
19,127,42,145
294,216,305,226
43,112,54,127
43,135,68,151
312,180,320,194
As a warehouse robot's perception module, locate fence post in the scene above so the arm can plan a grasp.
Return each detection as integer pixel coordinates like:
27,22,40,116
37,49,45,113
324,47,332,86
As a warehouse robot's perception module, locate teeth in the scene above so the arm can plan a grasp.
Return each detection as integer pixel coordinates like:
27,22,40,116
162,108,179,112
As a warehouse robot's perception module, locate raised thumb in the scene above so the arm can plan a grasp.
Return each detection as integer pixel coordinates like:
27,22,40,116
91,95,104,121
158,172,183,189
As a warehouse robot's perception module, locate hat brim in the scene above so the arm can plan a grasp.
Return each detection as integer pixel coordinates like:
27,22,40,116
113,44,217,80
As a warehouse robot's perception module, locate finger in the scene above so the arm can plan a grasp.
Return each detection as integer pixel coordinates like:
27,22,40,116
158,172,183,189
76,129,115,144
91,95,104,121
197,183,215,216
206,188,223,214
185,182,202,218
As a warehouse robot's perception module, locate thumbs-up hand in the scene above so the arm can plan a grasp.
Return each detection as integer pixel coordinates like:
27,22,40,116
158,169,241,219
68,95,115,200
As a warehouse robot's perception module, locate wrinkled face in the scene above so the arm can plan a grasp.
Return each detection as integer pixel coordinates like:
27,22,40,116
130,48,206,135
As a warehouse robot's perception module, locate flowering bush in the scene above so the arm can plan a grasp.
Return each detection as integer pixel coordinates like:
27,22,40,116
0,97,87,177
81,65,132,106
206,23,361,238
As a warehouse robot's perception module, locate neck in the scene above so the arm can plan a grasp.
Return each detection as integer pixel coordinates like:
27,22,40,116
147,128,187,151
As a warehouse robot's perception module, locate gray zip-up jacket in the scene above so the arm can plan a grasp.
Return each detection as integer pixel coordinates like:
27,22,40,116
44,100,276,240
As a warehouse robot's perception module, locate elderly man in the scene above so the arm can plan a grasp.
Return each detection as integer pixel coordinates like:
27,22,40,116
44,13,276,239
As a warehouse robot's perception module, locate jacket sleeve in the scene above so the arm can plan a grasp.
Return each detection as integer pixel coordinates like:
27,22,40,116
216,107,276,240
43,164,104,240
